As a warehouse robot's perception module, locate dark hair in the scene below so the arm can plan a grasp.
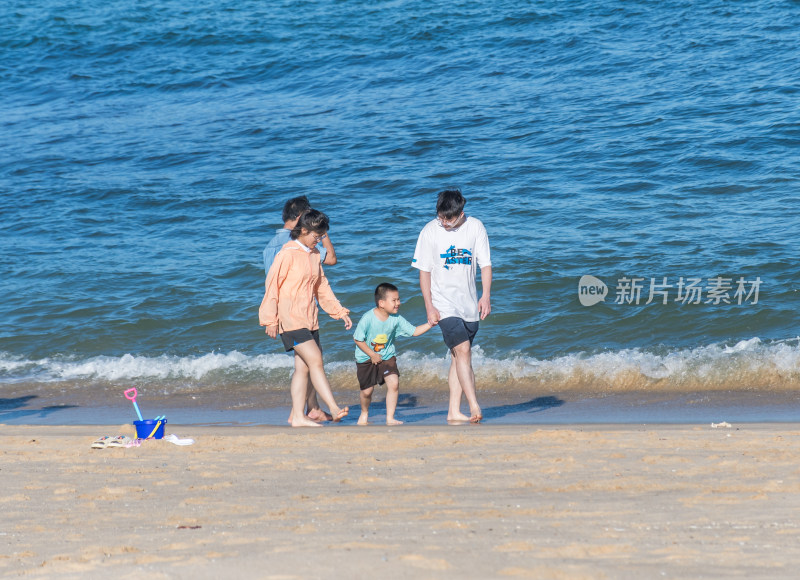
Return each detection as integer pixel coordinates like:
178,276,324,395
290,209,329,240
374,282,399,306
282,196,311,223
436,189,466,219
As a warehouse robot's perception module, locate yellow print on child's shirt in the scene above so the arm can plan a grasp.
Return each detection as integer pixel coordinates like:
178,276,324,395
371,333,388,353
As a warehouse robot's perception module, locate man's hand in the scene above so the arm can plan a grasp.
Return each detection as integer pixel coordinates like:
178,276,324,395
266,324,279,338
426,305,441,326
321,234,337,265
420,270,439,326
478,294,491,320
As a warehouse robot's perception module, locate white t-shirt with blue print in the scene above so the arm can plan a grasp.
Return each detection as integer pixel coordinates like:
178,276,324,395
411,216,491,322
353,309,417,364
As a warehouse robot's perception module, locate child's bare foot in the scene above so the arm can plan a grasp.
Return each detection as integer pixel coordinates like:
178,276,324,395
357,414,371,426
386,418,403,426
331,406,349,422
307,408,332,422
447,411,470,422
291,415,322,427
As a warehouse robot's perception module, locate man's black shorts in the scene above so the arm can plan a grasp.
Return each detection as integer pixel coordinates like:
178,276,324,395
438,317,479,350
280,328,321,352
356,357,400,390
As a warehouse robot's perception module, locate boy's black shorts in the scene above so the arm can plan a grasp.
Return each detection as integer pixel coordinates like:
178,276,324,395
280,328,321,352
356,357,400,390
438,317,479,350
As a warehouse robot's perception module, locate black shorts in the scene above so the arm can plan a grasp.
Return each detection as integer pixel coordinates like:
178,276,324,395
280,328,321,352
439,317,479,350
356,357,400,390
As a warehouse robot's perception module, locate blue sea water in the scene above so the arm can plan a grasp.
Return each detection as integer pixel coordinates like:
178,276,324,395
1,0,799,420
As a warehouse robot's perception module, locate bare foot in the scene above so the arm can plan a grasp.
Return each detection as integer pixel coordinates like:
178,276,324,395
331,406,349,422
307,408,333,422
386,418,404,426
357,415,371,426
469,406,483,423
291,415,322,427
287,410,293,425
447,411,470,422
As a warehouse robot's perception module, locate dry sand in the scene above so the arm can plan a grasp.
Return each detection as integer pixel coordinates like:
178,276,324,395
2,423,800,579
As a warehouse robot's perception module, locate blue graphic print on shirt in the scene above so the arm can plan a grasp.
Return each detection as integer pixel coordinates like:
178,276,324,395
440,245,472,269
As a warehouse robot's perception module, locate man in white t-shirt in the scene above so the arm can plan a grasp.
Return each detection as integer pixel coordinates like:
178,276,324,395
412,189,492,423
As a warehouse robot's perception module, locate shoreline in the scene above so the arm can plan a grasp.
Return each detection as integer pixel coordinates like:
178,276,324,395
4,423,800,578
3,389,800,427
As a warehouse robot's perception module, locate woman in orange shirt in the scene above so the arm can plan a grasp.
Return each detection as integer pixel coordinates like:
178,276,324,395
260,210,351,426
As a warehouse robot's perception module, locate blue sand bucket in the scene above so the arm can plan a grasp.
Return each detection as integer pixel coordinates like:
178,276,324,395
133,418,167,439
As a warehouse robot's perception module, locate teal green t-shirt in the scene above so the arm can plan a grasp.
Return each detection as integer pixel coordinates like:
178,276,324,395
353,309,417,363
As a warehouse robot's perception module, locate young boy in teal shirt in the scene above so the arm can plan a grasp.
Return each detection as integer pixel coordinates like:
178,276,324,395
353,283,432,425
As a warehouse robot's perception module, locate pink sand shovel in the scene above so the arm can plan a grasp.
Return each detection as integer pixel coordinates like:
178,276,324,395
124,388,144,421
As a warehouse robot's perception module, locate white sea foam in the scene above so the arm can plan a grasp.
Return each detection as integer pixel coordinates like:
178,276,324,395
1,337,799,393
0,351,293,383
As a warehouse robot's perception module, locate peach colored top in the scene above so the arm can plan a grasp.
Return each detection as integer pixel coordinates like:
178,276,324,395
259,241,348,333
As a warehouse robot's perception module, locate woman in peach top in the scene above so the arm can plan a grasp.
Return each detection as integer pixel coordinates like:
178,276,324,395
260,210,351,426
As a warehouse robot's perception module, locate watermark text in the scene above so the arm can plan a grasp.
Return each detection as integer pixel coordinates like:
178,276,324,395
579,275,761,306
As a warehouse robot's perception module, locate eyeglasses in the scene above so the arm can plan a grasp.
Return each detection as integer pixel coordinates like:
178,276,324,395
437,212,464,229
311,233,327,242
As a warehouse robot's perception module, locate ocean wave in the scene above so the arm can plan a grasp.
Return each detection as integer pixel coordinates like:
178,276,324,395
2,337,799,394
0,351,293,384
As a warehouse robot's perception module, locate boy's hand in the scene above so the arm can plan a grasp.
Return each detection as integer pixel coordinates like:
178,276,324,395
342,314,352,330
478,294,491,320
266,325,279,338
369,351,382,365
426,305,441,326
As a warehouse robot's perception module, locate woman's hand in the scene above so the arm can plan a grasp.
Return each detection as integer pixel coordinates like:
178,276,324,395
265,325,279,338
341,314,352,330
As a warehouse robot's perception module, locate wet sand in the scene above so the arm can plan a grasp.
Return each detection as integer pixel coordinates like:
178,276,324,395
5,388,800,426
2,423,800,579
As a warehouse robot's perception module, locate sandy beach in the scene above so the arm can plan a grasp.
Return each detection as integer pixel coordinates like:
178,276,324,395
2,423,800,579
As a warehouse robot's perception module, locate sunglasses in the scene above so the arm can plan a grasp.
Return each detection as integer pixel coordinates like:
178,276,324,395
437,212,464,228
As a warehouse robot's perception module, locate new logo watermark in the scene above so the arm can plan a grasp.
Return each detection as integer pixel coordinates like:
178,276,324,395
578,275,761,306
578,275,608,306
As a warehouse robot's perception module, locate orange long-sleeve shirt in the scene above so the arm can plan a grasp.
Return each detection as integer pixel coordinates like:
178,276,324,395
259,241,348,333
